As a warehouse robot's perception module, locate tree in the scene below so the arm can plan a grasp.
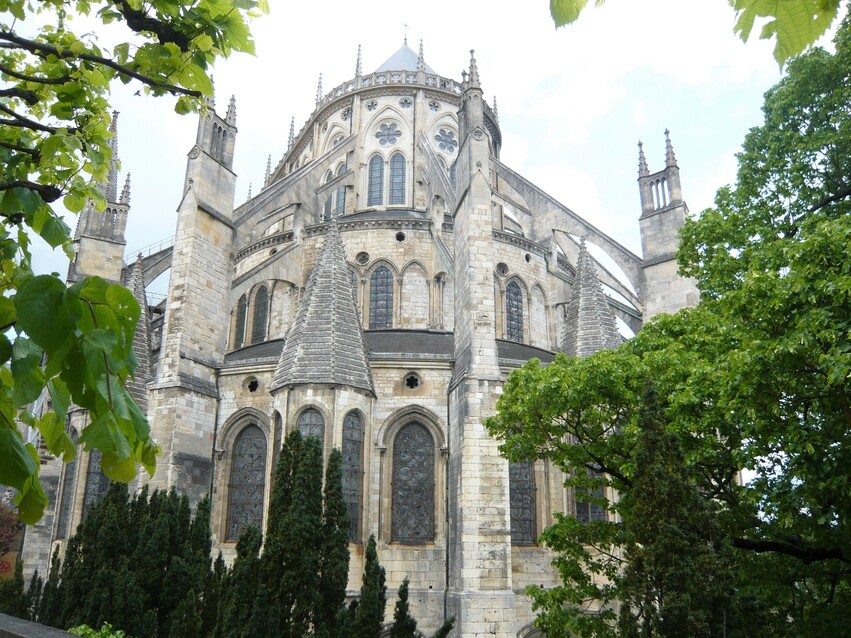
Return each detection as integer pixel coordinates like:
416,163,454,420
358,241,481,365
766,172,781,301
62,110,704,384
486,12,851,635
0,496,20,556
317,448,350,637
0,0,267,525
353,535,386,638
390,578,418,638
549,0,842,65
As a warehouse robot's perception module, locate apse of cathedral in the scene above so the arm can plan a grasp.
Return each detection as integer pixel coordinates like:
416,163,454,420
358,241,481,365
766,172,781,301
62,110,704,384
22,41,698,637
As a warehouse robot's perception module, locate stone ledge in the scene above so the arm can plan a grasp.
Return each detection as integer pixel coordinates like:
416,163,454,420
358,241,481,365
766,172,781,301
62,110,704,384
0,614,72,637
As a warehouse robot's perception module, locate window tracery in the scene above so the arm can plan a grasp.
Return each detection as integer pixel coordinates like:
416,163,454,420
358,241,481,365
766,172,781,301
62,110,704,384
509,460,536,544
506,281,524,342
226,425,267,541
251,287,268,344
297,408,325,440
342,411,362,540
389,152,406,205
368,155,384,206
82,449,110,520
434,129,457,153
392,422,434,543
369,266,393,329
376,122,402,145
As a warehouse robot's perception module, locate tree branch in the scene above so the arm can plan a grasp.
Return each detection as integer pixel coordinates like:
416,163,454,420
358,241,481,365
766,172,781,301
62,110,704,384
732,537,848,564
0,87,39,105
0,64,73,85
109,0,191,51
0,30,202,98
807,183,851,213
0,104,66,134
0,180,62,203
0,139,40,158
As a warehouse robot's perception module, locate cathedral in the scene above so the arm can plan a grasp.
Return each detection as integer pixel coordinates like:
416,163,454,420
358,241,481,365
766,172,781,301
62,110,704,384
22,41,697,637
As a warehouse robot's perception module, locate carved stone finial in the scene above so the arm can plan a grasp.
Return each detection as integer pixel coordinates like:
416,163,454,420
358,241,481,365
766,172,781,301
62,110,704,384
265,154,272,186
315,73,323,106
288,117,295,149
638,141,649,177
417,39,425,72
664,128,678,167
468,49,480,89
355,44,362,77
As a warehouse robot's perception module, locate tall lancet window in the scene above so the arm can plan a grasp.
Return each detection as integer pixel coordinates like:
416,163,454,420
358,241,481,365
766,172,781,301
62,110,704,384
82,449,110,520
369,266,393,329
226,425,267,540
56,430,79,539
234,294,247,348
342,411,363,540
388,152,406,205
367,155,384,206
392,423,434,544
506,281,524,342
509,460,536,545
298,408,324,441
251,286,269,344
335,163,346,215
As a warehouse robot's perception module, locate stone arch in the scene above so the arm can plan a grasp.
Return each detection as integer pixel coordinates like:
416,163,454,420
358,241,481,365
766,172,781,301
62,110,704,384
428,114,460,167
366,152,385,207
388,150,408,206
249,282,270,345
322,124,348,154
434,271,453,331
376,404,446,451
232,293,248,349
362,105,411,144
364,259,399,329
400,260,429,328
504,276,529,343
291,403,330,443
517,624,546,638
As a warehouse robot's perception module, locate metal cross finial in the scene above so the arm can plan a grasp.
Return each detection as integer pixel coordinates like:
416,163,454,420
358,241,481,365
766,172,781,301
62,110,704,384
403,22,408,44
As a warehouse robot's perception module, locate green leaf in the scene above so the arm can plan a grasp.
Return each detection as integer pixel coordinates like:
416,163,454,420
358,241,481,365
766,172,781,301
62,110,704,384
0,296,16,327
0,427,38,490
550,0,594,26
16,274,81,354
37,412,76,462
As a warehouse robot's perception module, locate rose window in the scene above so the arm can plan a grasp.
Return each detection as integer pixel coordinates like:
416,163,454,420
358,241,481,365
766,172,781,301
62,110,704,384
434,129,457,153
376,122,402,145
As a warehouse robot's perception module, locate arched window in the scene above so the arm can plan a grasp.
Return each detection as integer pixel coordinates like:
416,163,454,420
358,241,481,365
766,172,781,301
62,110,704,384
226,425,267,541
342,411,363,541
298,408,324,441
325,169,334,183
506,281,524,342
82,449,110,520
367,155,384,206
392,422,435,543
234,294,247,348
369,266,393,329
323,195,333,221
576,468,607,524
335,162,347,215
388,152,406,205
251,287,269,344
449,162,457,189
56,431,79,539
509,460,536,545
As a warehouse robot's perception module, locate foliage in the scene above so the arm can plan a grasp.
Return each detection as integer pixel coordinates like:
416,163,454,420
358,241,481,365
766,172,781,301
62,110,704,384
0,495,19,555
390,578,418,638
69,623,128,638
317,448,350,637
353,534,387,638
486,13,851,636
549,0,842,65
0,0,267,525
0,557,24,616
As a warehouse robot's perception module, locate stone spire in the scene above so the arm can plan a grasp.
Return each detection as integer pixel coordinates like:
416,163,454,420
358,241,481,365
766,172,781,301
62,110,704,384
468,49,480,89
665,129,677,167
264,154,272,186
355,44,362,77
123,254,151,412
247,183,252,200
315,73,323,106
288,117,295,149
561,239,622,358
226,95,237,126
120,173,131,204
270,220,374,394
105,111,120,202
638,141,649,177
417,39,425,72
493,96,499,121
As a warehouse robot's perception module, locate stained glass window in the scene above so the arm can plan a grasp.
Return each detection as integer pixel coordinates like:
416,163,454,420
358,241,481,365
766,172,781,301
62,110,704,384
509,460,536,544
506,281,524,342
449,163,457,189
56,430,79,539
367,155,384,206
82,449,110,520
298,408,324,441
434,129,457,153
342,411,362,541
576,469,607,524
251,286,268,344
389,153,406,205
324,195,332,221
376,123,401,145
234,295,247,348
335,185,345,215
392,423,434,543
369,266,393,329
226,425,267,541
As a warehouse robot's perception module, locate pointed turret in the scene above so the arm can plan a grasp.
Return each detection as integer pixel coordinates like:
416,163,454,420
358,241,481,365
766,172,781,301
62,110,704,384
376,40,436,73
467,49,481,89
226,95,237,127
417,39,425,72
264,155,272,187
664,128,677,167
123,255,151,412
638,141,649,177
355,44,362,78
105,111,121,202
120,173,131,205
270,221,374,394
315,73,323,106
247,183,252,200
288,117,295,149
493,96,499,122
561,240,622,357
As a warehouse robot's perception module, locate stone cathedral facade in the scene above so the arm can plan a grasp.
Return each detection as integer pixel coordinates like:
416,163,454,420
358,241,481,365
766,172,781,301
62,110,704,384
22,42,698,637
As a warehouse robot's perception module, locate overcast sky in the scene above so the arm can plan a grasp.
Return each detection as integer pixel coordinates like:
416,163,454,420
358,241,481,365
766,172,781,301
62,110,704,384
31,0,842,291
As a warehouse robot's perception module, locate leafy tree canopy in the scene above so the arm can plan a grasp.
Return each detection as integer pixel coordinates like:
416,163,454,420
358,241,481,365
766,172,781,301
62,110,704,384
549,0,842,65
487,9,851,635
0,0,267,524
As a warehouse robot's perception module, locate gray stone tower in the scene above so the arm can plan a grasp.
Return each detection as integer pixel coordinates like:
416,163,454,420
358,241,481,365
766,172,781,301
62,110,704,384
638,131,699,318
67,111,131,284
446,51,518,637
146,98,238,501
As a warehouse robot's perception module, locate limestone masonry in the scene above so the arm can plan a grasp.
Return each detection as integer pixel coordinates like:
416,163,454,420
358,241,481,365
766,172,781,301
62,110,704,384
23,42,698,637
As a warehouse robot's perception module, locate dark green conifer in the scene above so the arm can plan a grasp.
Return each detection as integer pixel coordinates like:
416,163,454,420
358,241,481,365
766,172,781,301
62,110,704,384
353,534,386,638
0,559,25,617
38,547,62,627
318,448,350,636
390,578,417,638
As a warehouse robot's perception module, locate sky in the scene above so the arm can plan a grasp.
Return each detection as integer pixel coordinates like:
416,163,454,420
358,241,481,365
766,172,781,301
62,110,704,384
29,0,842,293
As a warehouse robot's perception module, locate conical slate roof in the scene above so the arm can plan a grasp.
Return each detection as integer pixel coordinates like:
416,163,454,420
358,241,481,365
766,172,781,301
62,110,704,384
375,40,435,74
561,240,623,358
271,221,374,394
